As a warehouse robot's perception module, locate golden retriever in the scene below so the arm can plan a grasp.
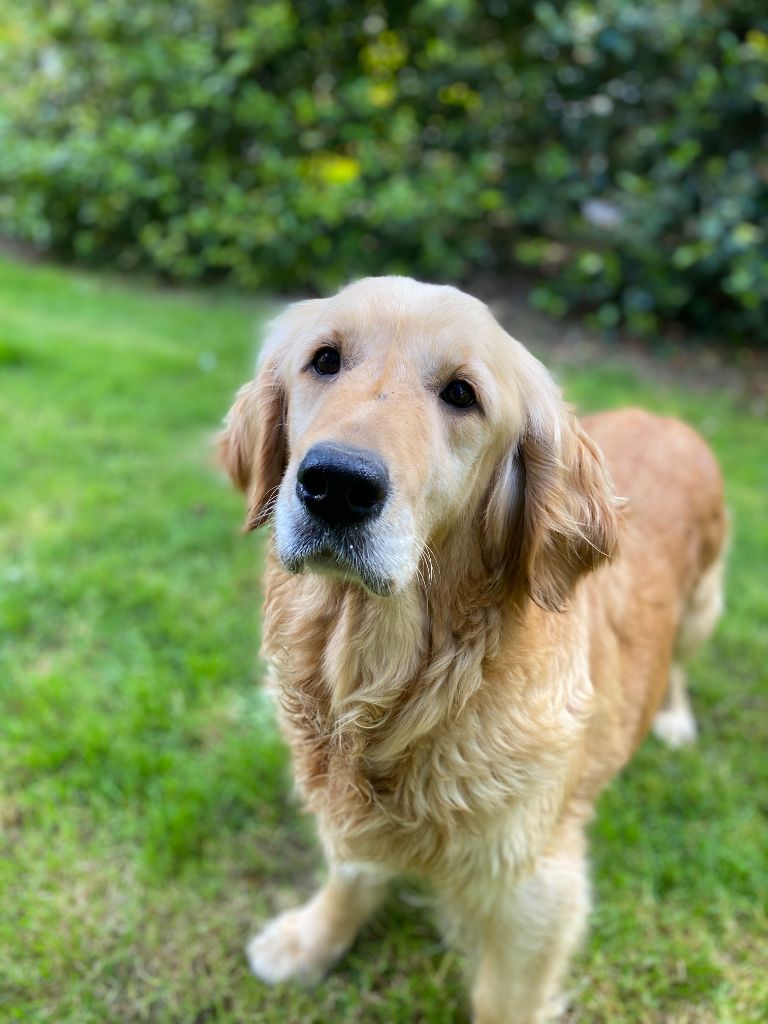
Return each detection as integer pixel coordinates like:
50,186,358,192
219,277,727,1024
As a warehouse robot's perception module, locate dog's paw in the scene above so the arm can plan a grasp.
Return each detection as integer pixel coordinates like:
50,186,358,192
246,907,341,986
652,706,698,748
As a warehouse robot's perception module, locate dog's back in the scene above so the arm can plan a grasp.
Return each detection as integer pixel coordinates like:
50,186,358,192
578,408,727,787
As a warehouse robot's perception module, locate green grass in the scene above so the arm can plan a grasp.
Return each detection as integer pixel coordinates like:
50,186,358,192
1,256,765,1023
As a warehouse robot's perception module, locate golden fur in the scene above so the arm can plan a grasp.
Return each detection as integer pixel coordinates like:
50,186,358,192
220,277,727,1023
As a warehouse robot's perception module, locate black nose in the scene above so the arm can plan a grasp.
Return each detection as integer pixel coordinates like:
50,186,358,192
296,444,389,527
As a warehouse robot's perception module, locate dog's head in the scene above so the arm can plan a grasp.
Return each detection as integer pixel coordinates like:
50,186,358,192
220,277,618,608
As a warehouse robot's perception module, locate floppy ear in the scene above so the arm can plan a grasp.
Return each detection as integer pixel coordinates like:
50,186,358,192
218,358,286,531
519,412,620,611
486,399,620,612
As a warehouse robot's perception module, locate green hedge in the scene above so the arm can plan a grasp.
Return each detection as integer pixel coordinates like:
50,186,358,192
0,0,766,342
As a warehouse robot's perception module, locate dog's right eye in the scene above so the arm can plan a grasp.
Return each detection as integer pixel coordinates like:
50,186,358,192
311,347,341,376
440,379,476,409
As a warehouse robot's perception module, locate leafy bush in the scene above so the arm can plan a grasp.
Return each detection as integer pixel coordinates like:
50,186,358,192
0,0,766,342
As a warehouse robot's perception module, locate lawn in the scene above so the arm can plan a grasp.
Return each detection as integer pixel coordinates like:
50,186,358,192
0,256,766,1023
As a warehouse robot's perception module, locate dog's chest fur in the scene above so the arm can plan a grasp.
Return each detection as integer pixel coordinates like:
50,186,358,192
262,561,592,880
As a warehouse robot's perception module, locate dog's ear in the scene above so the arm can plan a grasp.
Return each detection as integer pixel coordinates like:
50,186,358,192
218,358,286,531
485,371,619,611
518,412,619,611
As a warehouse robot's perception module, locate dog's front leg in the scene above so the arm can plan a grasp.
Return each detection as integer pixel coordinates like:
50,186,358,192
246,863,390,986
444,822,590,1024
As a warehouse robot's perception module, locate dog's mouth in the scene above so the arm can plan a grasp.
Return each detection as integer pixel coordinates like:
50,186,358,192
279,520,395,597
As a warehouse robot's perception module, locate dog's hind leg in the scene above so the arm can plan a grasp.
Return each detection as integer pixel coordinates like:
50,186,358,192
653,547,726,749
652,662,698,748
246,863,390,986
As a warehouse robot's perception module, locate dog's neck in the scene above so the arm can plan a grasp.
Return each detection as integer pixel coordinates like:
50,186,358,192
263,535,515,769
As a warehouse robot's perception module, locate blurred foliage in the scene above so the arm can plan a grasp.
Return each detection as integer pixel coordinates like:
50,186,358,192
0,0,766,341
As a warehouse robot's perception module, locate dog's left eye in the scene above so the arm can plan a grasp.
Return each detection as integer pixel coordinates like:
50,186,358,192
311,347,341,376
440,379,476,409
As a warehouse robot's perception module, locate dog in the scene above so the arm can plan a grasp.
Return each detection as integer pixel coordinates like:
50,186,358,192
219,277,727,1024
